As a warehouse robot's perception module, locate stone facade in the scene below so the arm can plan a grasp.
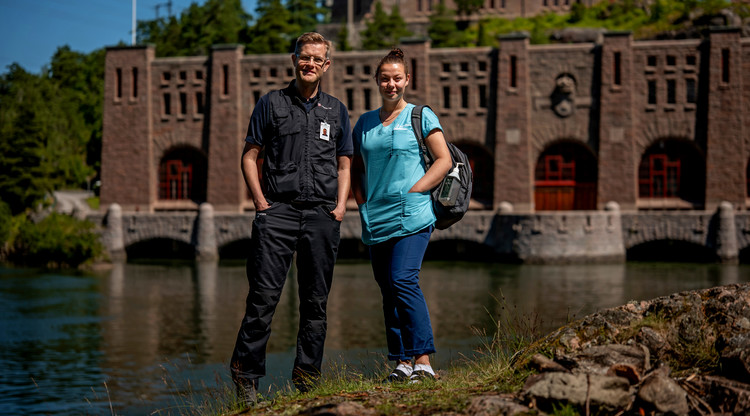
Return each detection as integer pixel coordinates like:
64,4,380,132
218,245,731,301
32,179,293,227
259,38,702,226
101,29,749,215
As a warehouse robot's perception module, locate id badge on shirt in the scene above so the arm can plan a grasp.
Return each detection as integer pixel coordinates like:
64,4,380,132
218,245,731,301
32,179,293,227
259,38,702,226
319,121,330,141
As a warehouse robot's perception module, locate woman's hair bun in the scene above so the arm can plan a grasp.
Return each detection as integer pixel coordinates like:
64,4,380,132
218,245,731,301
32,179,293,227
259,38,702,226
388,48,404,59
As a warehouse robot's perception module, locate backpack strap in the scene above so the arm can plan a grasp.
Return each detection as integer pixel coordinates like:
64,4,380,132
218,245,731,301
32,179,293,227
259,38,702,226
411,104,434,168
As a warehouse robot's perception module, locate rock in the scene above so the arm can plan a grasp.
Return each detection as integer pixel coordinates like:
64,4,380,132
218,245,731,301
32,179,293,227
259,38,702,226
560,344,650,378
465,395,533,416
681,375,750,415
636,370,690,415
718,333,750,384
300,401,376,416
529,354,569,373
524,372,632,412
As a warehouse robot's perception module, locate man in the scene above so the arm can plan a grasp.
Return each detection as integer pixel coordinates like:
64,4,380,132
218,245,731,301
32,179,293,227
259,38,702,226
230,32,352,405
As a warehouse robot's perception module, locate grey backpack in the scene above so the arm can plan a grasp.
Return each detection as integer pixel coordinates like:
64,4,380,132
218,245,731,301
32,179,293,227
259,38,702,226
411,105,473,230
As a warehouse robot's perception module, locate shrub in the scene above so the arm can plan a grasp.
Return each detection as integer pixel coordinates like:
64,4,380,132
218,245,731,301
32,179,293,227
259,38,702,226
8,212,103,268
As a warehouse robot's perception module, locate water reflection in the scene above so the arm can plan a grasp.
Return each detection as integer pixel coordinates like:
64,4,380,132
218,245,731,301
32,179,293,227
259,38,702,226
1,262,749,415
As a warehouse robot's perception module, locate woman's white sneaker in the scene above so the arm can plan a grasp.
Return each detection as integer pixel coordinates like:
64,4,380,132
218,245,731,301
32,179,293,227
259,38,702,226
384,363,413,383
409,364,436,383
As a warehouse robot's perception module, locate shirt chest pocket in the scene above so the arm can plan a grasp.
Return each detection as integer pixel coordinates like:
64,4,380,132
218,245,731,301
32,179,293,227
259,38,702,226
391,127,418,155
273,107,301,137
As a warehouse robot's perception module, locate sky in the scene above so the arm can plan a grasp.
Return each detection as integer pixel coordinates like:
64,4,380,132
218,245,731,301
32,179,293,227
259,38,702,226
0,0,258,74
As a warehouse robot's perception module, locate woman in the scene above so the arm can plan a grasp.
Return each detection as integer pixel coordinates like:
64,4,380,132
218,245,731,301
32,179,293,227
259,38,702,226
352,48,452,383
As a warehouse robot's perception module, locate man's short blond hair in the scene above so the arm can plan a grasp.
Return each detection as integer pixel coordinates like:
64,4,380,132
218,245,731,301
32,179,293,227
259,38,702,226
294,32,331,58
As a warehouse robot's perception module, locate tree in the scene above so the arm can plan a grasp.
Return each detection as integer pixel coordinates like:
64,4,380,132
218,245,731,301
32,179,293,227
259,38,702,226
360,1,412,50
429,0,466,48
0,62,95,215
455,0,484,16
288,0,326,34
246,0,296,53
337,24,352,52
138,0,251,57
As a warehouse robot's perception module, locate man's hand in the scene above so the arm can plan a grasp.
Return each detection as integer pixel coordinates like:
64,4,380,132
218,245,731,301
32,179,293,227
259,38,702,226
331,204,346,222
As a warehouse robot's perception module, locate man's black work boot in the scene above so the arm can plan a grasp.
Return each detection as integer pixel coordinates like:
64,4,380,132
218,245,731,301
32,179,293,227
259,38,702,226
235,378,258,408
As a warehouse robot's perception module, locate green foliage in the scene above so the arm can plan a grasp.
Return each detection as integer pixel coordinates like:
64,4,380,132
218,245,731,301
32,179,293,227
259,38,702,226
247,0,296,54
288,0,327,34
455,0,485,17
7,212,104,268
336,24,351,52
138,0,252,57
360,1,412,50
476,0,735,45
0,60,96,215
0,200,11,247
429,0,474,48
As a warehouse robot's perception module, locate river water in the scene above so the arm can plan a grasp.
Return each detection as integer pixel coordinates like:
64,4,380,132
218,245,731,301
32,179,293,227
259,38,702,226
1,261,749,415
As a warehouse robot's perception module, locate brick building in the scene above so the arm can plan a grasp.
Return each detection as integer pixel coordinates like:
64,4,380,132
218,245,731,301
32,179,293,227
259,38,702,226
100,28,749,214
319,0,599,49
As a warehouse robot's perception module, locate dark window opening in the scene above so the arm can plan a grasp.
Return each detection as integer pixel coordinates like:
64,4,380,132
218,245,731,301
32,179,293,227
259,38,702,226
686,78,696,103
666,55,676,66
287,68,293,77
667,79,676,104
179,71,187,81
460,62,469,72
163,71,171,82
253,90,261,105
222,64,229,95
648,80,657,105
614,52,621,86
686,55,696,66
479,85,487,108
443,86,451,109
442,62,450,73
411,59,417,90
163,93,171,115
722,48,730,83
647,55,657,67
478,61,487,72
364,88,371,110
195,92,204,114
510,55,517,88
253,68,261,78
195,70,203,80
346,65,354,75
460,85,469,108
116,68,122,98
346,88,354,110
270,68,278,78
364,65,371,75
179,92,187,115
131,67,138,98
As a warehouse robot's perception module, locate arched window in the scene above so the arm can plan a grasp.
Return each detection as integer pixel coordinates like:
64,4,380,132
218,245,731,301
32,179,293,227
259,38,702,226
455,142,493,208
638,139,704,207
534,141,597,210
159,147,207,202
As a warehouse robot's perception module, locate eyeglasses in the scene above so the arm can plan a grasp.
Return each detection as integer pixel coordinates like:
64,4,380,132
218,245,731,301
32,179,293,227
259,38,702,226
296,54,327,66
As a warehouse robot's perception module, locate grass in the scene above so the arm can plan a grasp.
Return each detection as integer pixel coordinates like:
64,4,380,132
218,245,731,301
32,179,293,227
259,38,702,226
86,196,99,210
172,295,548,416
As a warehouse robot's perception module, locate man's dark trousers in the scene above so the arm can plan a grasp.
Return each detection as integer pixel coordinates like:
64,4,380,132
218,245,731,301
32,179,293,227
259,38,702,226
230,202,341,390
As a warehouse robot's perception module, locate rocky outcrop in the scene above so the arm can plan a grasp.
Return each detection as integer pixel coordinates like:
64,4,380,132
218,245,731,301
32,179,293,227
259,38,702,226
468,283,750,415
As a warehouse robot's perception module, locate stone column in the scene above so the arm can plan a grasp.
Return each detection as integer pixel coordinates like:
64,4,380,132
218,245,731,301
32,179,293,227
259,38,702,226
598,32,637,211
495,33,532,212
207,44,245,212
704,28,745,211
101,45,155,212
716,201,738,264
195,203,219,261
106,203,126,261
